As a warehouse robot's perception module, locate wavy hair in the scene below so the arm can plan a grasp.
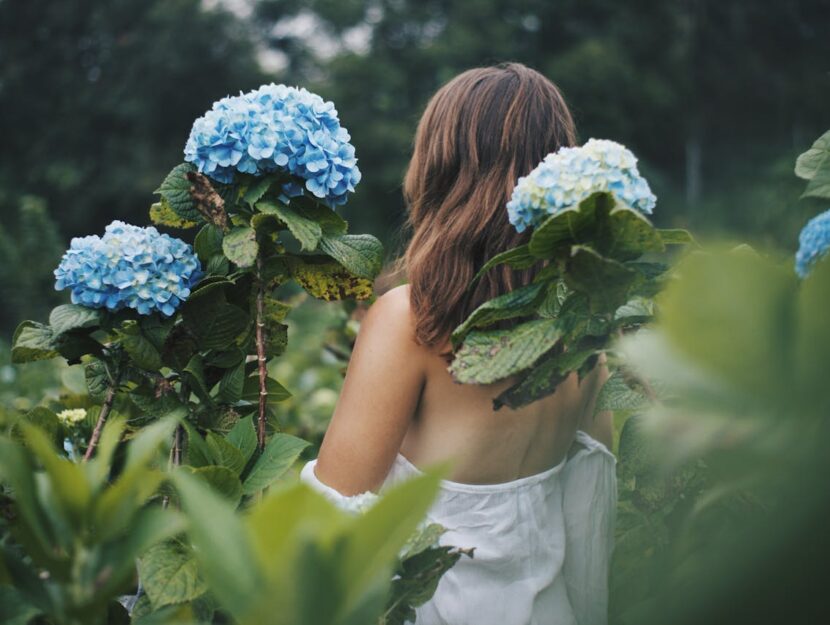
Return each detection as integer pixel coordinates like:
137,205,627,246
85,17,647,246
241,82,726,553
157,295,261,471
402,63,576,348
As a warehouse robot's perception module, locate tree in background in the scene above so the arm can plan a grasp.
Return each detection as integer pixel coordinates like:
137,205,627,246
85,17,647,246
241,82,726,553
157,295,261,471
0,0,265,240
254,0,830,247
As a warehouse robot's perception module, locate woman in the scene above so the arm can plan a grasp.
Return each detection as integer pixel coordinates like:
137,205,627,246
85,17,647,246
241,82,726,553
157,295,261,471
301,63,616,625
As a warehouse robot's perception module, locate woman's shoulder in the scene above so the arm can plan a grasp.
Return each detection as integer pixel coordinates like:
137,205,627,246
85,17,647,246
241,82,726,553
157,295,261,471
359,284,420,350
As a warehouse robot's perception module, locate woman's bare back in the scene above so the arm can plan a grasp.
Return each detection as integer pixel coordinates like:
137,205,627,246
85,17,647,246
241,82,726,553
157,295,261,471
315,285,612,492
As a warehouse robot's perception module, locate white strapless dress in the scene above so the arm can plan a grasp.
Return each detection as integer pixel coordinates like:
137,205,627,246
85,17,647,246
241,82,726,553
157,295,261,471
300,431,617,625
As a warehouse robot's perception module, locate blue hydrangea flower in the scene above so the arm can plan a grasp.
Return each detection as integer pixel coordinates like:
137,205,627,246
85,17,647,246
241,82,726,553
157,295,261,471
795,209,830,278
184,84,361,207
507,138,657,233
54,221,202,317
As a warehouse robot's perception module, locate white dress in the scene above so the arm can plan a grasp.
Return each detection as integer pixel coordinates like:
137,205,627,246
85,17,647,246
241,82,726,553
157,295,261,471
300,431,617,625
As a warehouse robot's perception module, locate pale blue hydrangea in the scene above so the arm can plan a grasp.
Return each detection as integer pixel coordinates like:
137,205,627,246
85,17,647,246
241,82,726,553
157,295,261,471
795,209,830,278
184,84,361,207
54,221,202,317
507,138,657,233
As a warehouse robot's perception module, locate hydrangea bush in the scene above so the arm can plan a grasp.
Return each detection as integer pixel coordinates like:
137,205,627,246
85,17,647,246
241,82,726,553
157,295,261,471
6,83,459,625
184,84,361,206
795,208,830,277
54,221,202,316
507,138,656,233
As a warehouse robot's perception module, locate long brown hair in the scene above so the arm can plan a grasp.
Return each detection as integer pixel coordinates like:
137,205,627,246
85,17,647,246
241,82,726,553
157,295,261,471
402,63,577,348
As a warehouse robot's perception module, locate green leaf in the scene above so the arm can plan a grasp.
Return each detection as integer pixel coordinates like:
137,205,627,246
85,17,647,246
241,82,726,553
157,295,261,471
451,281,547,348
191,465,243,504
594,370,651,415
48,304,103,336
242,434,309,494
295,200,349,236
227,416,258,463
801,153,830,201
528,191,610,259
795,130,830,180
222,226,259,268
150,199,199,229
340,470,443,611
218,360,246,403
564,245,640,314
0,586,41,625
11,321,58,363
658,228,697,246
597,205,664,261
154,163,203,223
84,359,111,399
318,234,384,279
138,541,208,609
493,342,596,409
257,200,323,251
241,375,292,405
171,470,261,617
206,432,247,475
184,302,251,350
449,319,562,385
472,244,537,282
194,224,225,263
660,250,796,398
243,177,275,206
289,256,374,301
119,327,163,371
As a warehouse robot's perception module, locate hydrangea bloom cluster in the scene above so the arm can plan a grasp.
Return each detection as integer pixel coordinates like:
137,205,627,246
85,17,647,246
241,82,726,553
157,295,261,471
54,221,202,317
57,408,86,426
507,138,657,232
795,209,830,278
184,83,361,207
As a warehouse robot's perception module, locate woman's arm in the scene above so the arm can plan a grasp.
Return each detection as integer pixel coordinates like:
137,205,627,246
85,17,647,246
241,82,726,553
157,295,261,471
314,286,426,496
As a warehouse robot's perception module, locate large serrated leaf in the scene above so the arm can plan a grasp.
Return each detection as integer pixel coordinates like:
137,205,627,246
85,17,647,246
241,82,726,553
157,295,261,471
217,360,246,403
593,370,651,416
472,244,537,282
222,226,258,268
318,234,384,279
48,304,103,336
564,245,640,314
450,319,562,385
241,375,292,405
155,163,203,222
241,434,309,494
184,302,250,350
528,192,611,259
451,281,547,348
257,200,322,251
597,205,663,261
149,199,199,229
11,321,58,363
795,130,830,180
206,432,247,476
191,465,243,504
138,541,208,609
194,224,224,263
289,256,374,301
801,153,830,201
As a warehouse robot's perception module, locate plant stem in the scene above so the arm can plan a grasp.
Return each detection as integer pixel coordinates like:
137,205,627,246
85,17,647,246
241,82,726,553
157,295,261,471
82,380,118,462
255,255,269,450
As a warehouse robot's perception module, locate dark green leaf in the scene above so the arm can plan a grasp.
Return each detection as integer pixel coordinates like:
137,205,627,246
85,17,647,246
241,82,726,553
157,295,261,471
472,244,536,282
48,304,103,336
450,319,562,385
11,321,58,363
241,434,310,494
318,234,384,279
138,540,208,609
222,226,259,268
154,163,203,223
241,375,292,405
227,417,258,463
206,432,247,475
795,130,830,180
184,302,250,350
218,361,246,403
658,228,697,246
565,245,640,314
597,205,663,261
191,465,243,504
451,281,546,348
528,192,611,259
801,153,830,201
194,224,225,263
257,200,323,251
243,177,275,206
